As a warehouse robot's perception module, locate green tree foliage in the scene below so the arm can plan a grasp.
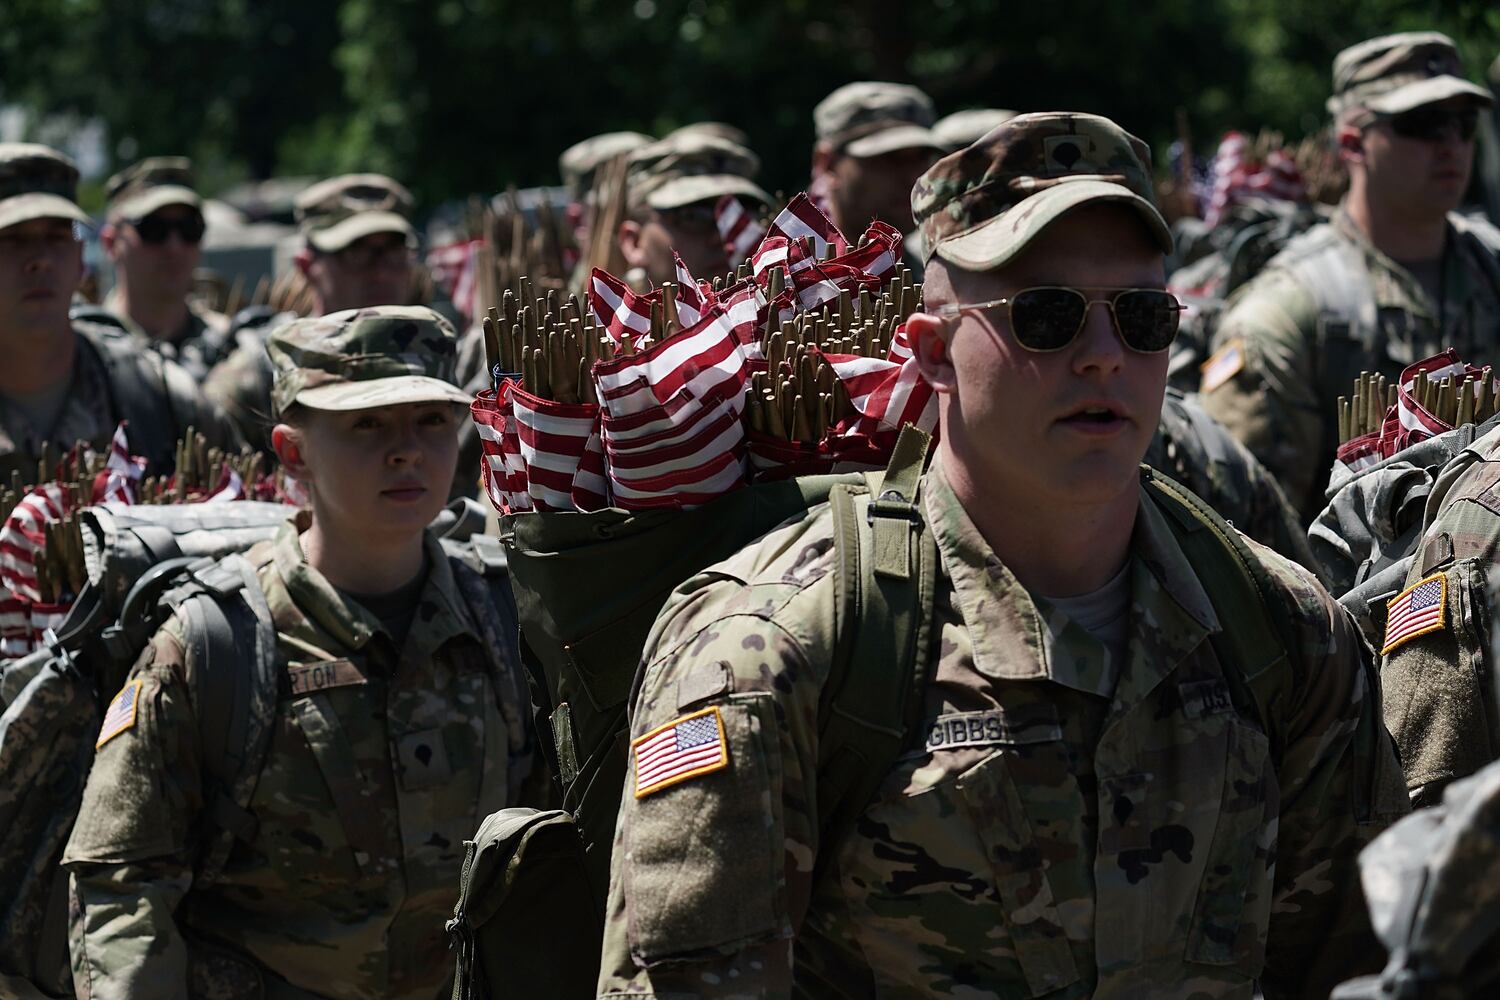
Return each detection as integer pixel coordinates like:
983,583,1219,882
2,0,1497,205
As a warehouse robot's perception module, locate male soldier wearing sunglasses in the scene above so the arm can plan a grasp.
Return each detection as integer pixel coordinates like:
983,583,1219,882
617,132,771,288
0,145,240,485
597,113,1406,999
1201,32,1500,521
204,173,420,447
95,157,231,382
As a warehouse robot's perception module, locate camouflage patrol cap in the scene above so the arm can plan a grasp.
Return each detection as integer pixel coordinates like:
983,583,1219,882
932,109,1020,152
559,131,653,200
294,173,415,253
268,304,471,416
814,81,942,158
105,156,201,221
1328,32,1493,118
0,143,91,232
911,111,1171,271
626,133,771,212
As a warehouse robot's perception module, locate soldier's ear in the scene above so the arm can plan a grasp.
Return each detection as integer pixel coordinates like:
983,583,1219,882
293,248,315,277
1336,124,1365,164
811,142,837,180
909,311,957,391
617,220,646,268
271,424,310,479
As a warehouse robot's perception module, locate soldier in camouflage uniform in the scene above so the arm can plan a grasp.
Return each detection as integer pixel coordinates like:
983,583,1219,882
1200,32,1500,521
0,143,240,484
96,157,232,381
617,131,771,287
598,112,1407,999
204,173,419,448
63,305,545,999
1149,386,1316,570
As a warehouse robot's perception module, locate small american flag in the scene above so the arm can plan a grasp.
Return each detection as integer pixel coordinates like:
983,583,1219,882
588,268,653,346
1383,575,1447,654
633,706,728,798
97,679,142,748
766,192,848,259
508,382,601,512
715,195,766,267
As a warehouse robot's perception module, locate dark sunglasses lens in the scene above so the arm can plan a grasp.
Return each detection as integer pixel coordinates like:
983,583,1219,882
1010,288,1087,350
135,214,204,244
1390,108,1478,142
1113,290,1180,352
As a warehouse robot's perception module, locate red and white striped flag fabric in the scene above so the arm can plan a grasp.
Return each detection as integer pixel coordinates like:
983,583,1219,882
0,593,29,658
834,221,903,284
672,252,710,327
593,306,750,509
822,350,938,438
471,386,533,514
0,483,69,605
718,279,767,358
205,466,246,503
716,195,766,267
1397,351,1467,440
1204,133,1307,229
767,192,848,259
632,706,729,798
100,422,144,504
589,268,653,346
508,382,602,512
570,427,610,511
887,322,914,363
1382,574,1446,654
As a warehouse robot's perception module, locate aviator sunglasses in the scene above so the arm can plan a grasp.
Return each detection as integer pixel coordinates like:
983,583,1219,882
936,286,1185,354
1379,105,1479,143
129,212,206,246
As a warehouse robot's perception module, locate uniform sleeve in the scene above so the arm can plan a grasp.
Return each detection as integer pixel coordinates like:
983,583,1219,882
63,624,204,1000
596,566,831,999
1381,557,1500,808
1258,555,1410,999
1200,274,1326,520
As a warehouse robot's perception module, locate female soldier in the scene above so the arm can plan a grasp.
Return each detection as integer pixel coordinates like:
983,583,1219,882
64,305,543,999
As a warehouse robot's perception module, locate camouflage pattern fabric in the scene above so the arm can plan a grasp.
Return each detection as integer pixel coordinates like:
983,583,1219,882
101,288,232,383
63,517,545,999
597,455,1406,999
1148,387,1316,570
911,111,1171,270
265,305,471,417
1378,423,1500,809
0,321,241,485
1333,757,1500,999
1199,206,1500,521
202,312,292,450
813,81,940,158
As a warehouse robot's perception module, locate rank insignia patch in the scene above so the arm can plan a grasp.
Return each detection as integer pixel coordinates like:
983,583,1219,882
1383,573,1447,655
97,680,143,748
632,706,728,799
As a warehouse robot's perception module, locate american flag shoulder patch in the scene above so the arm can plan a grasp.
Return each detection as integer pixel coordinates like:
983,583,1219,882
1200,338,1244,394
632,705,729,799
96,679,143,748
1382,573,1448,655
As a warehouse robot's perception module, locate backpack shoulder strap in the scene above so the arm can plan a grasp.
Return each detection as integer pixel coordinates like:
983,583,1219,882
174,554,279,885
1143,467,1293,768
74,323,184,471
816,426,938,869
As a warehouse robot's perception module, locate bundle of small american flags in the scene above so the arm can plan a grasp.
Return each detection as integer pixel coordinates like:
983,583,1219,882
471,192,937,514
1202,131,1307,229
1334,350,1500,477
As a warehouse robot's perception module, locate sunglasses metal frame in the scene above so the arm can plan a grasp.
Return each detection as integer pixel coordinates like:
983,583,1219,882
935,285,1185,354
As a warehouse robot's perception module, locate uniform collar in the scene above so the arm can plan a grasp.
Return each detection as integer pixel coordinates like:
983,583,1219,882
1332,203,1441,319
924,461,1218,705
267,512,474,659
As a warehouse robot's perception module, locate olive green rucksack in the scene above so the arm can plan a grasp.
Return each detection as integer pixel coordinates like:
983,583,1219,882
449,428,1303,1000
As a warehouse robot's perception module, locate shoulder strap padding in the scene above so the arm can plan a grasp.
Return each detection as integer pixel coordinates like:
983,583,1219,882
817,426,937,873
178,554,279,883
1144,468,1293,767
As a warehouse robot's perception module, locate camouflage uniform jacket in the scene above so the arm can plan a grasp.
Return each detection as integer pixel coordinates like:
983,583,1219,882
1200,205,1500,521
63,517,543,1000
102,288,234,382
1148,387,1316,571
1379,423,1500,808
598,457,1406,999
0,321,241,485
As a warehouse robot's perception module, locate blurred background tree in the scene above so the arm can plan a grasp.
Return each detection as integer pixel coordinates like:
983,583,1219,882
2,0,1497,209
